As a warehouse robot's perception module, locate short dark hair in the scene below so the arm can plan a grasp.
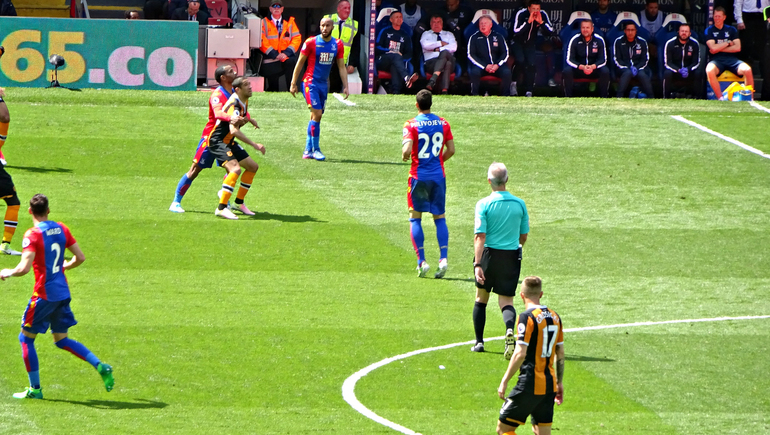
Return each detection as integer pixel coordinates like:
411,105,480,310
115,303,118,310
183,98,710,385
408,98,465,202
416,89,432,110
124,9,139,18
214,65,230,84
29,194,48,216
430,12,443,21
529,0,541,5
233,76,248,89
678,22,690,29
714,6,726,14
390,10,402,18
624,22,636,30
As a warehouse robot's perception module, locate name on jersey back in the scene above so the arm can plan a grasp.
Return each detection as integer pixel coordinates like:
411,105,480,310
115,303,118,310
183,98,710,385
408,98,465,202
411,119,445,128
46,227,62,236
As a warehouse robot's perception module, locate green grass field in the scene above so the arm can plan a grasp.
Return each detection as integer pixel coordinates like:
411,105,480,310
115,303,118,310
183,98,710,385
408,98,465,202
0,88,768,434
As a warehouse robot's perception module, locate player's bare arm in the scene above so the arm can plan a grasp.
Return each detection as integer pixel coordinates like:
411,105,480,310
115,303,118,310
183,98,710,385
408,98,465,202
498,343,527,399
520,233,528,246
0,250,35,280
0,87,5,98
337,57,349,99
473,233,486,284
401,139,413,161
555,343,565,404
229,123,266,155
290,53,308,97
442,139,455,162
63,242,85,271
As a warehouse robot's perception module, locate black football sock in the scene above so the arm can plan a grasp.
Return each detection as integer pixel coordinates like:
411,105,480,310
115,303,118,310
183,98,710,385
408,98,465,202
473,302,487,343
501,305,517,331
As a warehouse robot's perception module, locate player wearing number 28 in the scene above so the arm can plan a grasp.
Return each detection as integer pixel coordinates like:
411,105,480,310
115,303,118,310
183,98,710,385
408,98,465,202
0,194,114,399
401,90,455,278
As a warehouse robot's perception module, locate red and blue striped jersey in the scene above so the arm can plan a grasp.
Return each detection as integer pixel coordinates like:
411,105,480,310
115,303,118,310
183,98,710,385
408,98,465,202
22,221,76,302
300,35,344,85
402,113,453,181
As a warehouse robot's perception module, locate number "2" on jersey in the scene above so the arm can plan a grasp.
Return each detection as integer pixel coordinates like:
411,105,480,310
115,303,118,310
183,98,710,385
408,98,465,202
51,243,62,274
417,132,444,159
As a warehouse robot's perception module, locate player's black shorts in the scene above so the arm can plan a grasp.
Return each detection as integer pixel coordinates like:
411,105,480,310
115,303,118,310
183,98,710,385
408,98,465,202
0,165,16,198
475,247,522,296
208,140,250,164
499,389,557,428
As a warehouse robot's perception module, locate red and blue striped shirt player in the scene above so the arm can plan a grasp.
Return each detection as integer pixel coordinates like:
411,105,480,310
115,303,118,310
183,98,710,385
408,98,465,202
170,65,257,213
0,194,114,399
401,90,455,279
290,17,348,161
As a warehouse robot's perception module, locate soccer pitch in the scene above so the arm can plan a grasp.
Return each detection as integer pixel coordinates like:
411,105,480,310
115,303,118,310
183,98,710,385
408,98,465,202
0,89,768,434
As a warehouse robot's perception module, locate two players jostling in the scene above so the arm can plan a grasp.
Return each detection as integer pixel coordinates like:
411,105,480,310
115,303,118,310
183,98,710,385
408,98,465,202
472,163,529,358
402,90,455,278
169,65,261,216
290,16,348,161
209,77,266,220
0,194,114,399
496,276,565,435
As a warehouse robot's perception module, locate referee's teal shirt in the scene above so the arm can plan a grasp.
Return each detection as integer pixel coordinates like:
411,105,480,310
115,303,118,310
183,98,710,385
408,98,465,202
474,191,529,250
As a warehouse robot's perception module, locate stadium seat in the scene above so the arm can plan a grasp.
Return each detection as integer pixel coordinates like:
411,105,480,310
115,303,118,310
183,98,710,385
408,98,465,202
205,0,227,18
208,17,232,26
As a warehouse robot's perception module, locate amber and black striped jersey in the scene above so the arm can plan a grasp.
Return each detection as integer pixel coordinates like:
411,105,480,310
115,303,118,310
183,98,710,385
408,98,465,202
208,94,248,146
512,305,564,395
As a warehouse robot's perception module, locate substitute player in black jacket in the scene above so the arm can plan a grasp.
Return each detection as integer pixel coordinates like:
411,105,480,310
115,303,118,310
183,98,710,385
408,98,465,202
511,0,553,96
613,22,654,98
663,23,703,98
468,15,512,96
563,20,609,98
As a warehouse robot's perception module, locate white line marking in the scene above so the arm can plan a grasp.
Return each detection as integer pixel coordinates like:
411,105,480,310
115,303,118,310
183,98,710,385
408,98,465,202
342,315,770,434
750,101,770,114
333,93,356,106
671,115,770,160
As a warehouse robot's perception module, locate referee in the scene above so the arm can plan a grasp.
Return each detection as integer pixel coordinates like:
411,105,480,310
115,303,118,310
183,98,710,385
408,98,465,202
472,162,529,360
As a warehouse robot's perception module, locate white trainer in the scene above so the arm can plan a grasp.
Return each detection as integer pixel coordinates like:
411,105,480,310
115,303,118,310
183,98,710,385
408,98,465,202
169,202,185,213
504,328,516,360
238,204,255,216
434,258,447,279
215,207,238,220
416,261,430,278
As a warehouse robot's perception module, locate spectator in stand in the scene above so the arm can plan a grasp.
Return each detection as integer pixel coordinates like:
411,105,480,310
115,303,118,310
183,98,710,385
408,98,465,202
421,13,458,94
511,0,554,97
613,22,654,97
591,0,617,36
640,0,664,37
468,15,512,96
0,0,17,16
143,0,163,19
167,0,208,19
705,7,754,100
260,0,302,92
171,0,210,24
124,9,141,19
663,23,703,98
325,0,360,93
563,20,609,98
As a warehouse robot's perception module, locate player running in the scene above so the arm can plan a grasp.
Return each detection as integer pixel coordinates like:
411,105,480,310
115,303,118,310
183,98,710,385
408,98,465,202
207,77,265,220
290,16,348,161
0,194,114,399
401,90,455,278
169,65,259,214
0,73,22,256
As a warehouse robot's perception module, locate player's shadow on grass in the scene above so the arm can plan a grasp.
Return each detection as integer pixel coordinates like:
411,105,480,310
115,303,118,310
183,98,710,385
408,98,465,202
184,210,324,223
325,158,407,166
440,277,475,283
565,354,615,362
45,398,169,410
7,165,73,173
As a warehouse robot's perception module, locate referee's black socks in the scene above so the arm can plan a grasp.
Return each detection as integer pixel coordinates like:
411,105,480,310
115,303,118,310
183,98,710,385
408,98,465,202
501,305,517,331
472,302,487,344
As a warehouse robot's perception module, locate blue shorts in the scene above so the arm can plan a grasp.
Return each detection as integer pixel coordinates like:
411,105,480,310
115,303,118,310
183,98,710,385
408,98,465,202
709,57,745,76
408,176,446,215
193,137,216,169
302,82,327,112
22,297,77,334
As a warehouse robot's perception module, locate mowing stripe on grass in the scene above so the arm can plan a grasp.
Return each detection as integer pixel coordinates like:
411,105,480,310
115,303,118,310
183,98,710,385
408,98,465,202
749,101,770,114
671,115,770,160
343,314,770,434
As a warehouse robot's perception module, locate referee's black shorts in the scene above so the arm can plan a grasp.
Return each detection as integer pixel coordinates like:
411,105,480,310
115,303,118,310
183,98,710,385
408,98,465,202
475,246,522,297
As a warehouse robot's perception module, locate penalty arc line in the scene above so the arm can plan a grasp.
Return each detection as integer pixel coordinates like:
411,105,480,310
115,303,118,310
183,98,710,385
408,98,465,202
342,314,770,435
671,115,770,160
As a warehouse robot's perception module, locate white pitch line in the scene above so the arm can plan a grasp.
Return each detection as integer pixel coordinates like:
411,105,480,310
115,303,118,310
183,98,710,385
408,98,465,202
333,93,356,106
342,314,770,435
671,115,770,160
750,101,770,114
